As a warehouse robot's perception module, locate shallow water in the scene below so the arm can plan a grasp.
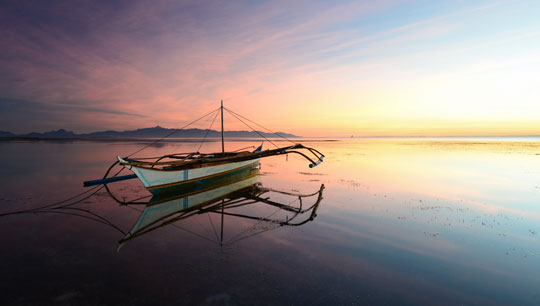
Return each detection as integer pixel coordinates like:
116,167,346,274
1,138,539,305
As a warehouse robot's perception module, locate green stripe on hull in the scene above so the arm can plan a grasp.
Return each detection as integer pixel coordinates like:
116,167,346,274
148,162,260,196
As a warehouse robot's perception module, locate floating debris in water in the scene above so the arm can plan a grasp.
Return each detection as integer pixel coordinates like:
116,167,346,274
298,172,326,176
424,231,440,238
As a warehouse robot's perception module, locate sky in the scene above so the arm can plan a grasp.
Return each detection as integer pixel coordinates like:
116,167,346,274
1,0,539,137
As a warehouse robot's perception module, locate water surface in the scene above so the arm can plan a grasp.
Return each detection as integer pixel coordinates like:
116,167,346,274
1,138,539,305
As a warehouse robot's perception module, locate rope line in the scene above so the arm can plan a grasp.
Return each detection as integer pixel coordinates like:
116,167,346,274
225,205,282,244
127,107,221,158
29,210,126,234
207,212,220,243
224,107,297,145
169,223,219,245
226,223,281,245
0,165,129,216
224,108,279,149
51,207,127,234
0,185,104,217
196,108,220,153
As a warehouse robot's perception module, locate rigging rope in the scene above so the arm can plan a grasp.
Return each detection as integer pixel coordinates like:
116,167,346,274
196,108,220,153
124,104,297,157
224,107,298,145
224,108,280,149
126,107,221,158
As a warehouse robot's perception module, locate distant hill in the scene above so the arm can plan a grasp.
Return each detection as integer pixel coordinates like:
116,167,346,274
20,129,77,138
0,130,15,137
1,126,299,139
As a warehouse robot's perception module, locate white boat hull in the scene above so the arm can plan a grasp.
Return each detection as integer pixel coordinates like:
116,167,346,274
118,156,260,195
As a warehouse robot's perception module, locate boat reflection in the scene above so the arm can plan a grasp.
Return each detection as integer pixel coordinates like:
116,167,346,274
116,169,325,250
0,168,324,251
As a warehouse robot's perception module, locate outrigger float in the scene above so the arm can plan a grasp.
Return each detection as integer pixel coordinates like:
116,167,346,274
83,101,324,195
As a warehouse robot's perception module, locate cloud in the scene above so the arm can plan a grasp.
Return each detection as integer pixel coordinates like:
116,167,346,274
0,97,147,117
0,97,149,133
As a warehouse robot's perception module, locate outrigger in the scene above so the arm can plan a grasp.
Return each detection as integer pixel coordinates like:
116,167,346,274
83,101,324,195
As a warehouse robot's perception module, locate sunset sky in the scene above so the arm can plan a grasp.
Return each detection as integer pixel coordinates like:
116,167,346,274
1,0,539,137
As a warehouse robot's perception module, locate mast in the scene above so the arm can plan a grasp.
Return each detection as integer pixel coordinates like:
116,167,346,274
221,99,224,153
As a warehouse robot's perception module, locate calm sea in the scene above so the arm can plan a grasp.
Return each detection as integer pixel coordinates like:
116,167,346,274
1,138,539,305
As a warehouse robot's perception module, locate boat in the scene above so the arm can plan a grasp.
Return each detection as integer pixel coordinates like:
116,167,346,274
84,101,324,196
115,154,261,195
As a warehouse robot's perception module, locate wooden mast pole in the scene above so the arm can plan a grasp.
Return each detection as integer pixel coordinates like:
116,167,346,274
221,99,224,153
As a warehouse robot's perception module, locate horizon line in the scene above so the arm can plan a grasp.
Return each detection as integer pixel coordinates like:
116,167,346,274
2,127,540,139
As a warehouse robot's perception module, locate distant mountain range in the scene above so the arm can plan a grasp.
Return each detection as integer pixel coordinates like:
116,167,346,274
0,126,298,139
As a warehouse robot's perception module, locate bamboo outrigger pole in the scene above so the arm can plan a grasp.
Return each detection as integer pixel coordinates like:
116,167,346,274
221,99,225,153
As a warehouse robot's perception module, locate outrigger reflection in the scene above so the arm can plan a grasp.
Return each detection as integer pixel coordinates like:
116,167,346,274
0,167,325,250
84,101,324,196
115,168,325,250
